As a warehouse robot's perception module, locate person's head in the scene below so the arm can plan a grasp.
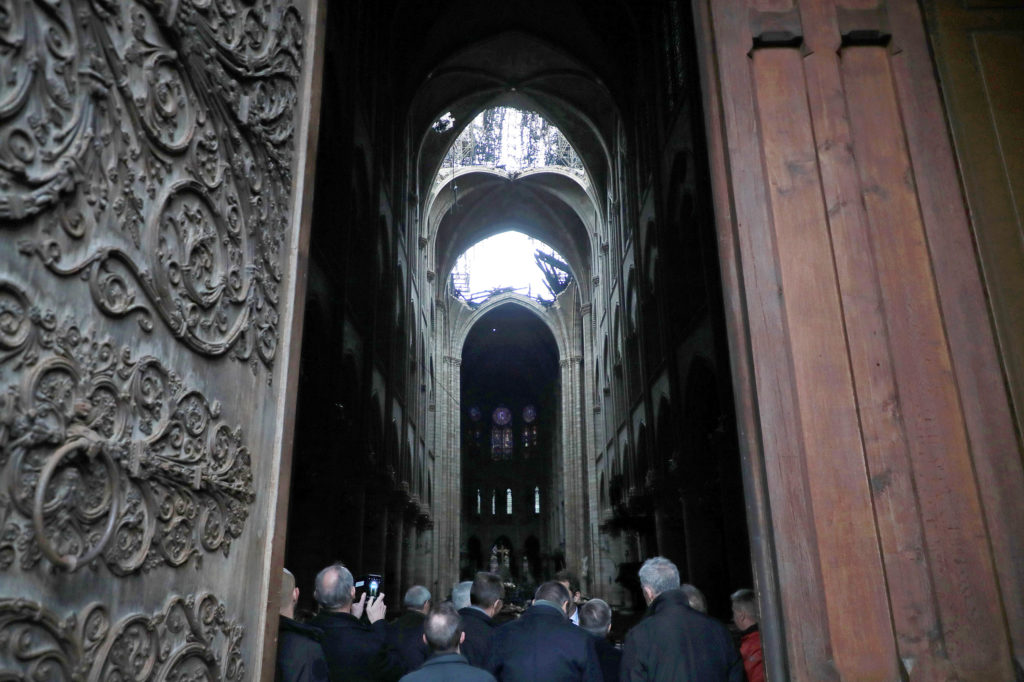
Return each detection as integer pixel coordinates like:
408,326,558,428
638,556,680,605
553,569,582,602
681,583,707,614
554,569,582,616
452,580,473,610
404,585,432,614
534,581,572,613
314,562,355,612
731,588,759,631
470,572,505,616
280,568,299,618
422,602,465,654
578,598,612,638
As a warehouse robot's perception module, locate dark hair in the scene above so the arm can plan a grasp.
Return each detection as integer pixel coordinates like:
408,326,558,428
534,580,571,606
553,569,580,595
470,571,505,609
423,602,463,652
578,598,612,636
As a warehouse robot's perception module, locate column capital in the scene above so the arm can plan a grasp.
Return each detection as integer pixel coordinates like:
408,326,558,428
560,355,583,368
580,303,593,316
443,355,461,367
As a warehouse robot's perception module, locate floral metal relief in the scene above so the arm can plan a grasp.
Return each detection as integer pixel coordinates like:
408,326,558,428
0,592,245,680
0,280,255,574
0,0,305,371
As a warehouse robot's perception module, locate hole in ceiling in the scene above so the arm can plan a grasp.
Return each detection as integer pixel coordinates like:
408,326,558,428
432,112,455,133
450,230,572,304
439,107,583,176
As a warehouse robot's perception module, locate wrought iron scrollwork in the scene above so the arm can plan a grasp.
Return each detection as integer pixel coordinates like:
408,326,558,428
0,0,305,371
0,592,245,680
0,280,255,575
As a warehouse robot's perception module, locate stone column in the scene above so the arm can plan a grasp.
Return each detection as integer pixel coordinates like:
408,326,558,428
386,496,405,598
559,354,585,577
435,353,461,596
579,302,603,597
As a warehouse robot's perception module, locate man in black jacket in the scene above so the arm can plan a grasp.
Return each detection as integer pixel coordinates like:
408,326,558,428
620,557,743,682
486,581,603,682
579,598,621,682
399,602,497,682
388,585,432,674
309,562,396,681
458,572,504,667
276,568,330,682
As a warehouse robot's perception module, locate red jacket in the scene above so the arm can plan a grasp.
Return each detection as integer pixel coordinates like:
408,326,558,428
739,626,765,682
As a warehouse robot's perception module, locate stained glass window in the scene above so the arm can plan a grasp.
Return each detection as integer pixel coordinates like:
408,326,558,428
491,406,514,459
506,489,513,514
534,487,540,514
491,490,496,515
476,489,481,515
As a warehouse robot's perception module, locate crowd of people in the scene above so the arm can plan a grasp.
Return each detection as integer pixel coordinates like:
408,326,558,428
275,557,765,682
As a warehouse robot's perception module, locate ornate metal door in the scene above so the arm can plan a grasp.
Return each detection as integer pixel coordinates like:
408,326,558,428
0,0,321,678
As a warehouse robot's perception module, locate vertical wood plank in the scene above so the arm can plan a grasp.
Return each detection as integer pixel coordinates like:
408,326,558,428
797,2,954,677
751,46,900,680
842,44,1014,680
908,1,1024,669
262,1,328,677
691,1,790,677
704,2,836,678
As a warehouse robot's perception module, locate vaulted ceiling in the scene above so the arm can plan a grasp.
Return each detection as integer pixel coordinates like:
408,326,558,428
384,1,641,297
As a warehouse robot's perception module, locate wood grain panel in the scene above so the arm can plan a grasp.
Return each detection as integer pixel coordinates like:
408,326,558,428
912,1,1024,671
704,3,835,678
697,0,1022,678
691,3,790,677
842,45,1013,680
751,46,900,681
797,3,952,677
923,3,1024,469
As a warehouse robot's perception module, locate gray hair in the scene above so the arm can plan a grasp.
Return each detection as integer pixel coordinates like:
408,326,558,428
578,598,612,637
423,602,463,652
681,583,707,614
314,563,354,610
404,585,432,609
638,556,680,597
731,588,759,621
452,581,473,610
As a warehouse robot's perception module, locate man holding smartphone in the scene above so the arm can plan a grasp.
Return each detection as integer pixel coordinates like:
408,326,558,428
310,562,399,681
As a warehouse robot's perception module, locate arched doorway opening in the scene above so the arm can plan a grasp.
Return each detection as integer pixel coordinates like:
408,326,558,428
459,303,560,597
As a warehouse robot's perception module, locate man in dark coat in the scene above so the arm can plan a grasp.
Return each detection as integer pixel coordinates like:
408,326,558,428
579,598,621,682
309,562,398,681
399,602,497,682
388,585,432,674
620,557,743,682
276,568,330,682
485,581,603,682
458,571,504,667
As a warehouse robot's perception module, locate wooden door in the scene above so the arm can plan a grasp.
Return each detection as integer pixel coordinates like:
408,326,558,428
692,0,1022,678
0,1,323,678
923,1,1024,670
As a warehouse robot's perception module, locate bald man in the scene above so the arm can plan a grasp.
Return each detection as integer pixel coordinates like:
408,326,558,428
309,563,396,681
276,568,330,682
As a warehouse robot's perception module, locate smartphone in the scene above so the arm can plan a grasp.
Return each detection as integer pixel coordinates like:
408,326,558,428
355,573,383,600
